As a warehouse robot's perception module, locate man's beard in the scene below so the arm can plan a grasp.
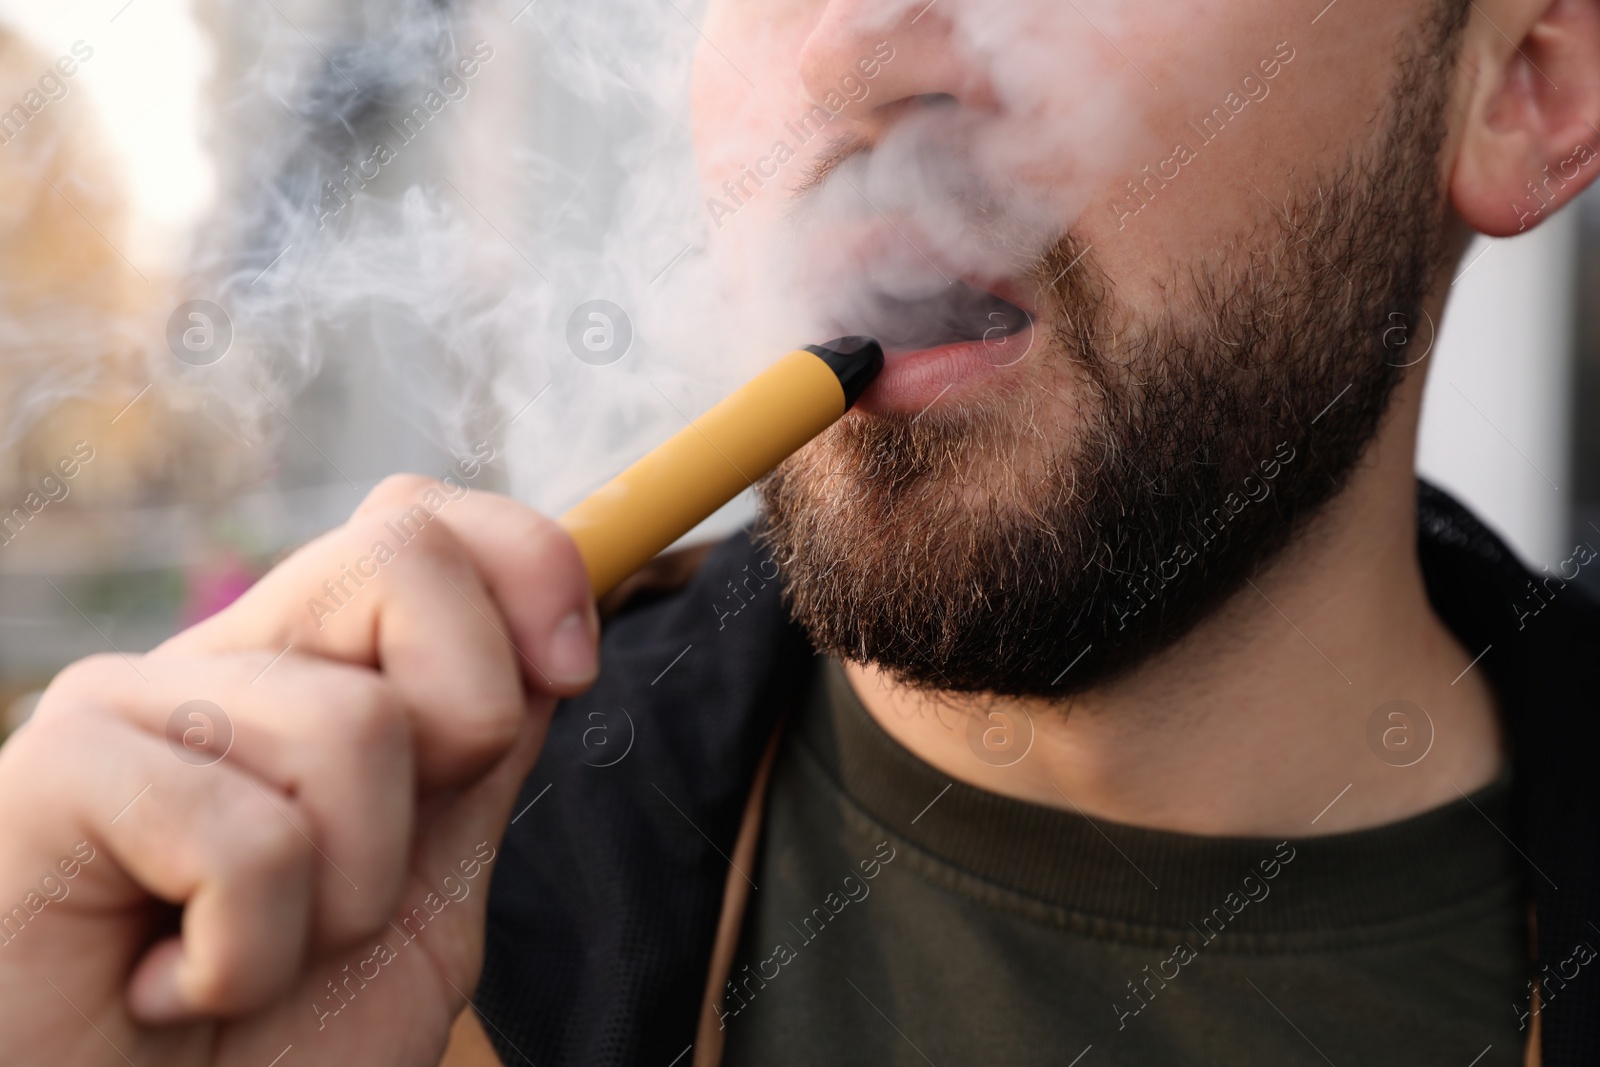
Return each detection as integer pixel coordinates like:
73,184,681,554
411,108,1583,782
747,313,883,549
755,12,1468,699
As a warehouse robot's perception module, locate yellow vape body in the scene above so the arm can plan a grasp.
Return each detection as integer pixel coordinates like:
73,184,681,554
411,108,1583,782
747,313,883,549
558,338,882,598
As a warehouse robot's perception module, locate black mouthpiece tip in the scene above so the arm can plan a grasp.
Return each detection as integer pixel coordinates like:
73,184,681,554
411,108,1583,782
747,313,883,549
805,336,884,410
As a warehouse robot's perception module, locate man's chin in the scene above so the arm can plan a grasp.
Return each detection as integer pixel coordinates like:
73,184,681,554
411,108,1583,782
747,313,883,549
756,402,1096,698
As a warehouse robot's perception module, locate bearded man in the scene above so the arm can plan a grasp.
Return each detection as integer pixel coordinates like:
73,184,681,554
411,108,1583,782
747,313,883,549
1,1,1597,1065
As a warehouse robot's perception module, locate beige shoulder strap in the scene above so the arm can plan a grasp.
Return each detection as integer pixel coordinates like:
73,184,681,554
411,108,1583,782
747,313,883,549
691,720,787,1067
441,719,782,1067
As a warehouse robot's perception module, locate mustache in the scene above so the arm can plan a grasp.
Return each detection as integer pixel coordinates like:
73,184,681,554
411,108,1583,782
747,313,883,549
782,130,1076,356
786,122,1063,274
791,133,873,201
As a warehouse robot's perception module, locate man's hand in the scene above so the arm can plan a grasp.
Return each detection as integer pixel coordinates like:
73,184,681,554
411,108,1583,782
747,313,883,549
0,476,598,1065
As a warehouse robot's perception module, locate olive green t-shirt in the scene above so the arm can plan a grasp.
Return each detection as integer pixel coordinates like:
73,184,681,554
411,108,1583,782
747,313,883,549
721,659,1529,1066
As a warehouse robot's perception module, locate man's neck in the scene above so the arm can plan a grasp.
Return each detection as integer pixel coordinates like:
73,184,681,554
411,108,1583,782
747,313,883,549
843,377,1504,838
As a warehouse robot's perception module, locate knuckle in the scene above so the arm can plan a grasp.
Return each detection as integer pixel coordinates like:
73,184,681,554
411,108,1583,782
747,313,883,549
0,709,77,793
396,511,465,567
45,654,136,705
221,790,312,873
321,672,408,755
344,504,464,573
340,513,400,554
29,658,146,736
356,473,443,516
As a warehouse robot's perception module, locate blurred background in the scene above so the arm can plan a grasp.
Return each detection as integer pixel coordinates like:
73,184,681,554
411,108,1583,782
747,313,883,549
0,0,1595,735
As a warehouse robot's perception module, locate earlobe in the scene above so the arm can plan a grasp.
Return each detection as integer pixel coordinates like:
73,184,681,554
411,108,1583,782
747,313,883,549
1448,0,1600,237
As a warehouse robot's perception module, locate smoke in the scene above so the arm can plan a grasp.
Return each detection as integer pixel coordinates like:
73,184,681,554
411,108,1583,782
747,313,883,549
185,0,722,509
5,0,1172,512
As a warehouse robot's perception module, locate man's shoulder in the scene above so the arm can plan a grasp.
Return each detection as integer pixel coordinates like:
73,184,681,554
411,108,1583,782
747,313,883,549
1417,480,1600,676
597,527,790,637
582,528,812,710
1418,481,1600,1064
1416,479,1600,794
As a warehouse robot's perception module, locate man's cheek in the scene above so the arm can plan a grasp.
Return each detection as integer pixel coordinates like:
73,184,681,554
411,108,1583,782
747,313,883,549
692,68,819,228
691,56,775,176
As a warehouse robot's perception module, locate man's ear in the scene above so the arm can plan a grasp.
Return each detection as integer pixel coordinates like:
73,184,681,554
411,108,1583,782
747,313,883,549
1450,0,1600,236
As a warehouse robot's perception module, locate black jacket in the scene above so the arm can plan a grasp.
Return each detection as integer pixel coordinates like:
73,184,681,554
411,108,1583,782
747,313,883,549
476,482,1600,1065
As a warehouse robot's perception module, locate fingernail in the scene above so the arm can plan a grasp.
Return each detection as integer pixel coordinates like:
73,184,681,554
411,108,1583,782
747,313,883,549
134,977,188,1025
546,609,599,687
128,948,191,1024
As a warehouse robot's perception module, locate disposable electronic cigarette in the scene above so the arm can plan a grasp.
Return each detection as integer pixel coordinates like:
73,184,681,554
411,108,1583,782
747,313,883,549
558,336,883,598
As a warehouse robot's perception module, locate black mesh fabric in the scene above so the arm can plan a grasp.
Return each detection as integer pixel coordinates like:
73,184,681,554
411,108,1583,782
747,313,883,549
475,487,1600,1065
1415,482,1600,1065
476,531,813,1066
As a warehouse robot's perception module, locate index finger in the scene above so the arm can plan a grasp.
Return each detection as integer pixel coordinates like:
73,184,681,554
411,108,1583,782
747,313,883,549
161,477,598,785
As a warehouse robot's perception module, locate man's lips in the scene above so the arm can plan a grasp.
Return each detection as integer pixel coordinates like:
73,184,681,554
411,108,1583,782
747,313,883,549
854,322,1038,416
832,274,1039,415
